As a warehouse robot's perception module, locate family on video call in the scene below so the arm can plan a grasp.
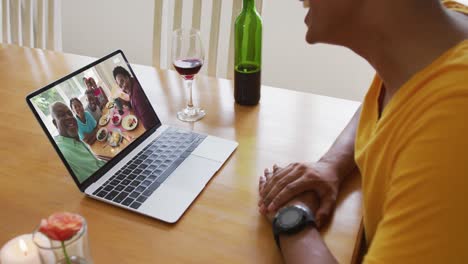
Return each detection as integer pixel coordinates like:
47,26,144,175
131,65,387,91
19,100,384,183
46,65,157,183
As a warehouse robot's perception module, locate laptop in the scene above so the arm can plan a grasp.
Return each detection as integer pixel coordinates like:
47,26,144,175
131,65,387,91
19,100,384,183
26,50,238,223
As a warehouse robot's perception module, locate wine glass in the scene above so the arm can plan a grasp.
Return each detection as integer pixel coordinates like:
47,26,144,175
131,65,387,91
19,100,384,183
172,28,205,122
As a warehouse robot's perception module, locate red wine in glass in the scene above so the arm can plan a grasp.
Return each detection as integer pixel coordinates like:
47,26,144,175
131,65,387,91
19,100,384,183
172,28,205,122
173,58,203,80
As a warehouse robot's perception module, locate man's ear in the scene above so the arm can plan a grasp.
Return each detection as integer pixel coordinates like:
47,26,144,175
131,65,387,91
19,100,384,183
52,119,57,128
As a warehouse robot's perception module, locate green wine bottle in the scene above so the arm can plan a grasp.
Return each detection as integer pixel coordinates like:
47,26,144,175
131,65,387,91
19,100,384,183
234,0,262,105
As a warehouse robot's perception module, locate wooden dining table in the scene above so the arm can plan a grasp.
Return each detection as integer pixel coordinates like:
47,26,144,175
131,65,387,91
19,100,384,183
0,44,363,263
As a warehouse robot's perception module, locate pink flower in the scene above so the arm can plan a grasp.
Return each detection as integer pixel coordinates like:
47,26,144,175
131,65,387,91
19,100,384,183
39,212,83,241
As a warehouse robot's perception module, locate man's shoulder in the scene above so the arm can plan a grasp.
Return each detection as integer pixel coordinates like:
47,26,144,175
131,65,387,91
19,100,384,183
411,41,468,99
54,135,67,145
55,135,85,147
443,40,468,67
131,79,144,94
54,136,74,156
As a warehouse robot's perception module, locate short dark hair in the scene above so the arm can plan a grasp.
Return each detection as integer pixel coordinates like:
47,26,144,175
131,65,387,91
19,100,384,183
113,66,131,80
69,97,82,110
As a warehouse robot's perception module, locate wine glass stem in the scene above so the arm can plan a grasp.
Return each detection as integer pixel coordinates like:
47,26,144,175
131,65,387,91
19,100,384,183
185,79,194,108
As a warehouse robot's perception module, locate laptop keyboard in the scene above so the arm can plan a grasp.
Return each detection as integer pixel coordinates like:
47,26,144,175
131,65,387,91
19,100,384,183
92,127,206,209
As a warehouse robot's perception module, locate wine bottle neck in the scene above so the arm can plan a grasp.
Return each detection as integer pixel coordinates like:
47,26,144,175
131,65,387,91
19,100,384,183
242,0,256,11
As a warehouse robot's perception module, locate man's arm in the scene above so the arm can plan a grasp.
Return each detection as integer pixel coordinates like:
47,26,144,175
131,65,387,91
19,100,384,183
279,198,337,264
280,225,337,264
260,106,362,225
259,176,338,264
276,108,362,263
318,106,361,182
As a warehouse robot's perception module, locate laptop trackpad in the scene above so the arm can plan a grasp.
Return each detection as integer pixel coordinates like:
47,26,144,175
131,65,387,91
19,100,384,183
165,155,221,190
139,155,221,223
192,136,238,163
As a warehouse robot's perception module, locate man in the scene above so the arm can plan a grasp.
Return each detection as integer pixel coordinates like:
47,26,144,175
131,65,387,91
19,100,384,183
85,90,102,122
50,102,106,183
258,0,468,263
112,66,158,130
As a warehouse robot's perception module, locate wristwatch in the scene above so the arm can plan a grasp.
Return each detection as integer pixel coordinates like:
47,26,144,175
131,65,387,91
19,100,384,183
272,204,316,249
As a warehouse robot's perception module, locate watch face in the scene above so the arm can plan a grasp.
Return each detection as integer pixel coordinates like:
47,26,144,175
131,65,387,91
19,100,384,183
278,208,302,228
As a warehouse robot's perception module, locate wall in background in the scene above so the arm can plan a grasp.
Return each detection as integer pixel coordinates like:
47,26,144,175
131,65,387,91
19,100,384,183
62,0,155,66
62,1,377,101
261,1,374,101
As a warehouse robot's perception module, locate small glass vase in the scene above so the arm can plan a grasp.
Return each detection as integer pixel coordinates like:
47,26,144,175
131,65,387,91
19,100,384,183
32,218,93,264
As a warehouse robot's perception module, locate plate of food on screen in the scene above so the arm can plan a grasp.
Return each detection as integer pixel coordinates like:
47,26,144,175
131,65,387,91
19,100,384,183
111,114,122,126
99,114,110,126
105,101,115,109
122,115,138,131
107,129,123,147
96,127,108,142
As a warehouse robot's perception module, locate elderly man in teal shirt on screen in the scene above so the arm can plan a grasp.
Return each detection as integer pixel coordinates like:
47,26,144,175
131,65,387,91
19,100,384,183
50,102,105,183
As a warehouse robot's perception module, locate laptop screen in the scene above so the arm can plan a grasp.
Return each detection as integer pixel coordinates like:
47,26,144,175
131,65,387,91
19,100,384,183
27,51,161,188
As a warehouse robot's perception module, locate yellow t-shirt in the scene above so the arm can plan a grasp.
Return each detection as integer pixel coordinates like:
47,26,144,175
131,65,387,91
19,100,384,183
355,3,468,263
